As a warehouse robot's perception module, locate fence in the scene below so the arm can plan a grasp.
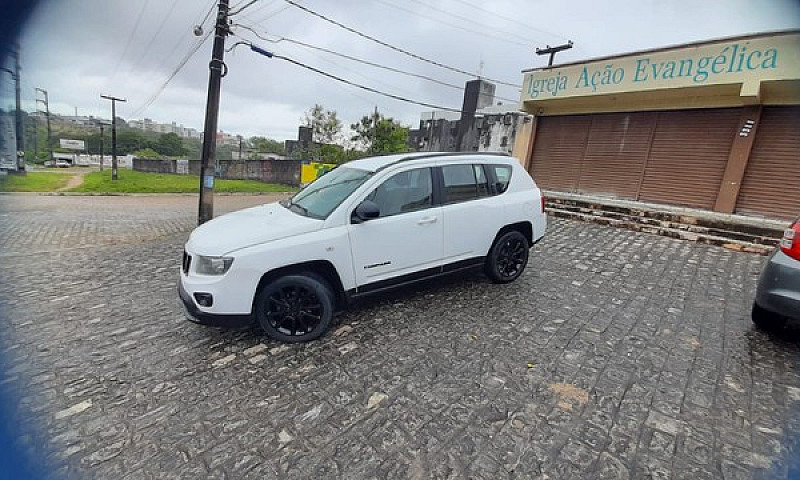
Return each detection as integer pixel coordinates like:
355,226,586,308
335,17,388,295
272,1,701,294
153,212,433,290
133,158,302,186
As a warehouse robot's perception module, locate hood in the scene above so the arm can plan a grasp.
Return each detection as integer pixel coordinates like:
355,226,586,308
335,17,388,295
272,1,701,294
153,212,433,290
186,202,322,256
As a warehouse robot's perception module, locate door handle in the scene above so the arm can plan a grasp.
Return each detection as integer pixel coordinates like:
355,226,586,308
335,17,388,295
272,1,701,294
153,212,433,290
417,216,438,225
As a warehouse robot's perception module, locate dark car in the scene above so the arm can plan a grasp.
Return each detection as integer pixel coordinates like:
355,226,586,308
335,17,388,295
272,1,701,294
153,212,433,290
753,217,800,330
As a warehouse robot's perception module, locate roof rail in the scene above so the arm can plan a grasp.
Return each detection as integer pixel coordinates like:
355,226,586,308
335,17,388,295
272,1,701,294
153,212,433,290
376,151,511,172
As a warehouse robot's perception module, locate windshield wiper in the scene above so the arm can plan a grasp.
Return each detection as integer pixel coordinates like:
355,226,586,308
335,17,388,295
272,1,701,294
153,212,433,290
289,203,309,216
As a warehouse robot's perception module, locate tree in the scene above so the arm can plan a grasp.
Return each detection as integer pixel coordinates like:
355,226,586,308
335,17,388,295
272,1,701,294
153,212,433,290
115,129,151,155
303,104,342,144
155,132,185,157
249,136,285,155
182,137,201,159
351,111,410,154
132,148,160,158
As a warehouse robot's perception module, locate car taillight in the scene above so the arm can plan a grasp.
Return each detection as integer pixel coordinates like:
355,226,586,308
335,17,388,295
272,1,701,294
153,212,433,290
541,195,546,213
780,221,800,261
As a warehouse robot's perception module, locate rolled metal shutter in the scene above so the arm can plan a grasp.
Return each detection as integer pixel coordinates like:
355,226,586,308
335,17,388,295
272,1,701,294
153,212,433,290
735,106,800,220
578,112,656,199
529,115,590,193
638,108,740,210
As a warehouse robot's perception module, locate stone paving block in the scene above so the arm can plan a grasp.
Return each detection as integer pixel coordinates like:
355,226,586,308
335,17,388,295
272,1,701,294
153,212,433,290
1,195,799,478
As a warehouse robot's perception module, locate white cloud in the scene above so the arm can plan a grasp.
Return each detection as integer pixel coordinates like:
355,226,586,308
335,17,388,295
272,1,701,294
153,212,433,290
16,0,800,141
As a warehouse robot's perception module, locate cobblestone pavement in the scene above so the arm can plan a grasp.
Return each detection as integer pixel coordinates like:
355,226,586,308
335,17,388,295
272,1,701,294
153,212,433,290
1,194,799,479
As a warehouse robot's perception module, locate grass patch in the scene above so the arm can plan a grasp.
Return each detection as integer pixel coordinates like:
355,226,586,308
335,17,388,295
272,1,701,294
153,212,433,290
0,172,72,192
69,170,297,194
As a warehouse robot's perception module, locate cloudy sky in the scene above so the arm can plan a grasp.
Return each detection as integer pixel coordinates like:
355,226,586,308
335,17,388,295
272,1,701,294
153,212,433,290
13,0,800,141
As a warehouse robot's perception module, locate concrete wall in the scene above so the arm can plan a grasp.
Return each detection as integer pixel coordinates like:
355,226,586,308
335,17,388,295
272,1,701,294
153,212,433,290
133,158,302,186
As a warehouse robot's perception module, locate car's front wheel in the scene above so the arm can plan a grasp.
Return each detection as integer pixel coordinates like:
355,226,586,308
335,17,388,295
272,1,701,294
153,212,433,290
752,302,787,331
485,230,529,284
255,274,334,343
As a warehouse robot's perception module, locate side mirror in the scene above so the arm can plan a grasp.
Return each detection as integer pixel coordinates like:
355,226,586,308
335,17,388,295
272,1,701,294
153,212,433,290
352,200,380,223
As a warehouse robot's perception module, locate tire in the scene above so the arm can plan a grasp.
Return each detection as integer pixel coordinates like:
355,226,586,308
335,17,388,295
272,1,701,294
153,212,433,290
255,274,334,343
485,230,529,284
751,303,787,331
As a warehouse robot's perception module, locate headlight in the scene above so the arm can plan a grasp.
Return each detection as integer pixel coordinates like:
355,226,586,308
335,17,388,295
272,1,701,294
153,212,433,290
195,256,234,275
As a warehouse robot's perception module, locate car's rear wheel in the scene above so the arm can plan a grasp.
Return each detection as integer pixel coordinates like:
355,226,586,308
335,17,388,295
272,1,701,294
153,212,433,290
255,274,334,343
485,230,529,284
752,302,787,331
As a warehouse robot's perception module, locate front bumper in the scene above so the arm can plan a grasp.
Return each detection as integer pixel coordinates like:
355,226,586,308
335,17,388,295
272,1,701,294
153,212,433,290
755,249,800,321
178,281,254,329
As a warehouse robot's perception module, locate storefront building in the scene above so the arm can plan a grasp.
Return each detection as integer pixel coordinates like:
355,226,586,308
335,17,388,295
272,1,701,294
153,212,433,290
514,30,800,220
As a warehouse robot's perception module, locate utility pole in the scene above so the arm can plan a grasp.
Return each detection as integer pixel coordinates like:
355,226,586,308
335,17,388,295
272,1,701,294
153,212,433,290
2,45,24,172
13,45,24,173
35,88,53,166
198,0,230,225
535,41,574,66
237,134,242,160
100,94,126,180
99,123,105,171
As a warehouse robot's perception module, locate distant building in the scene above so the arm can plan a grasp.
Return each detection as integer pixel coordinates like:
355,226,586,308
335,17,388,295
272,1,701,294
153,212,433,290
408,79,530,155
216,130,239,146
128,118,203,140
284,126,313,158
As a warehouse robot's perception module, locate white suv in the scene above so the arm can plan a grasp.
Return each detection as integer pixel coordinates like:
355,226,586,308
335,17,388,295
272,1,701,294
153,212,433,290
179,152,547,342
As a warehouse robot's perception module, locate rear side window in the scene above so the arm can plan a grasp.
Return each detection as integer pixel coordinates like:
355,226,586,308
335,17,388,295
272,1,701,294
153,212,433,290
488,164,512,194
442,164,479,204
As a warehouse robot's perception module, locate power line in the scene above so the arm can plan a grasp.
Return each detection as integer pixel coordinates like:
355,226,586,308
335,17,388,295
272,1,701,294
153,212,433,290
241,0,278,21
252,4,291,23
107,0,151,87
447,0,570,43
153,2,217,78
233,23,520,104
130,31,213,117
196,0,218,29
373,0,532,48
243,41,463,113
406,0,541,44
125,1,181,82
229,0,260,16
280,0,521,88
130,1,219,116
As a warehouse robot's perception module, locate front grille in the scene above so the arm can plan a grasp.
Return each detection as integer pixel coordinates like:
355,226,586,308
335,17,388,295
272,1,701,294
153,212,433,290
182,251,192,274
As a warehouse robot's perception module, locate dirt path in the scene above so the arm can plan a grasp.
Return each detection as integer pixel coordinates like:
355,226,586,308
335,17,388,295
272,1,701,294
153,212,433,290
57,172,86,191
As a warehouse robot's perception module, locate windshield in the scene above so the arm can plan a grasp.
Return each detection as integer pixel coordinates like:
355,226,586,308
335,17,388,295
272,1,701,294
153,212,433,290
284,167,372,219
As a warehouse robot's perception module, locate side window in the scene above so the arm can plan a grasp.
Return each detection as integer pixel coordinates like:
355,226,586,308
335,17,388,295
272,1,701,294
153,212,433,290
442,164,478,204
488,164,512,194
366,168,433,217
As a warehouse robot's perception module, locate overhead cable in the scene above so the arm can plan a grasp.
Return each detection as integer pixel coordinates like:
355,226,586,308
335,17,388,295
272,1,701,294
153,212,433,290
234,23,520,104
127,1,181,76
372,0,531,48
229,0,260,16
130,31,213,117
445,0,570,43
240,40,463,113
280,0,521,88
107,0,151,87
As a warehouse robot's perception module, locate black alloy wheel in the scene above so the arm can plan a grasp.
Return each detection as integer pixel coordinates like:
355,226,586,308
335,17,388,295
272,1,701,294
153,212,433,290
255,274,334,343
485,230,529,284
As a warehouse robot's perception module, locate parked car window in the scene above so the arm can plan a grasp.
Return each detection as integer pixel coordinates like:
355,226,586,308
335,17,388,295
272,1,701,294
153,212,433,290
287,166,372,219
489,164,512,194
366,167,433,217
442,164,479,203
474,164,490,197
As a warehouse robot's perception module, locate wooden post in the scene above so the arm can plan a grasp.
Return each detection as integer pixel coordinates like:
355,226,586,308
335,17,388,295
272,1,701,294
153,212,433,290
713,105,762,214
